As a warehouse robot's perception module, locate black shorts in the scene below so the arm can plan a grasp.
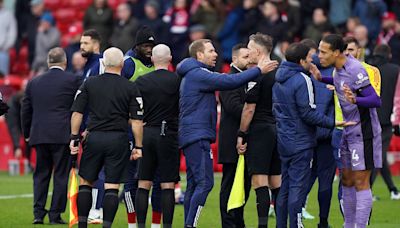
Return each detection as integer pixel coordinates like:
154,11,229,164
79,131,130,184
245,123,281,176
138,127,180,183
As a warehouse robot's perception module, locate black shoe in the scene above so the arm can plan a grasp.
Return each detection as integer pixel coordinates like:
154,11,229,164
32,218,44,224
318,224,332,228
49,218,67,225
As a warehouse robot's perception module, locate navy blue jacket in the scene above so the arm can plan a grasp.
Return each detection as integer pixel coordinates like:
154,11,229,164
177,58,261,148
82,53,103,80
312,54,334,140
21,68,81,145
272,61,334,156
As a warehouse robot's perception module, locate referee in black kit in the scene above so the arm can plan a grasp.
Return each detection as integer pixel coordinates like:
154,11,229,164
69,47,144,228
132,44,180,228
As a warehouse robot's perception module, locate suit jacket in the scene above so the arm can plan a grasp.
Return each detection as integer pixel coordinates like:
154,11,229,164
21,68,81,145
218,66,247,164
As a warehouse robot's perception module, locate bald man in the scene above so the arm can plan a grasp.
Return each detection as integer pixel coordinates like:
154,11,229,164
70,47,144,228
131,44,181,228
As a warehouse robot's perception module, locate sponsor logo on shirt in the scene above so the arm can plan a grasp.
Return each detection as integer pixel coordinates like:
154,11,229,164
247,81,257,91
355,73,368,85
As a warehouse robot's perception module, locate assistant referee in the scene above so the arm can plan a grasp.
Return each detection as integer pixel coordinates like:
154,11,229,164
69,47,144,228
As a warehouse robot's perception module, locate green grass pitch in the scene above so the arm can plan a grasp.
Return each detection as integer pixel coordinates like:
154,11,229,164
0,172,399,227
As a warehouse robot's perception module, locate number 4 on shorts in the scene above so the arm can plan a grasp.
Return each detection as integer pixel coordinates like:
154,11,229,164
352,149,359,161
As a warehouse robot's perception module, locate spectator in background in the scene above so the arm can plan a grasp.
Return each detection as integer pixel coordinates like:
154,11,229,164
354,25,374,61
303,8,334,44
32,12,60,75
14,0,31,51
142,0,169,44
378,12,397,45
27,0,45,67
345,17,361,37
280,0,301,42
110,3,140,53
83,0,113,51
65,23,83,72
217,0,244,63
257,1,287,46
71,52,86,75
191,0,225,38
163,0,190,65
352,0,387,41
388,20,400,65
5,81,33,170
328,0,351,33
368,44,400,201
127,0,146,20
239,0,262,43
0,0,17,75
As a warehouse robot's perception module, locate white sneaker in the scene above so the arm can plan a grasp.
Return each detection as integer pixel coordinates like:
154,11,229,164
268,205,275,217
302,208,315,220
391,191,400,200
88,208,103,224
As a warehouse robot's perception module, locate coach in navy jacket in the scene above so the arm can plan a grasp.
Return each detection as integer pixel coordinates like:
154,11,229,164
177,39,277,228
21,48,81,224
272,43,335,228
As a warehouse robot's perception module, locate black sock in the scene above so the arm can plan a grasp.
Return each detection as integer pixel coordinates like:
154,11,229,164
255,186,270,228
77,185,92,228
271,187,280,215
135,188,150,228
161,189,175,227
320,217,328,227
102,189,119,228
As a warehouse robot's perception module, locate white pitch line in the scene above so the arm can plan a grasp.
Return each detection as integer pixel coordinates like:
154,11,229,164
0,192,52,200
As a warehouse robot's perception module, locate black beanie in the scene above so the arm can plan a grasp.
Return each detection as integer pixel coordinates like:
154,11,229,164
135,26,156,47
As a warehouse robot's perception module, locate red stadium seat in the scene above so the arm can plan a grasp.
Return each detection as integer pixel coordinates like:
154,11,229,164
19,45,29,62
69,0,93,10
54,8,76,23
44,0,64,11
11,62,29,76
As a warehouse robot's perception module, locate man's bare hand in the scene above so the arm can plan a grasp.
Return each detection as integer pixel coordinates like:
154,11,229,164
236,137,247,155
257,59,278,74
335,121,357,127
343,84,356,104
326,84,335,91
130,148,142,160
309,63,322,81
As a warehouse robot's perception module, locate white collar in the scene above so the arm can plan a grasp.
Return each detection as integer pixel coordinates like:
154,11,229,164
49,66,64,71
230,63,243,72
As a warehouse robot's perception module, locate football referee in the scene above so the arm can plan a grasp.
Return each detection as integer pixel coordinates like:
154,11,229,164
69,47,144,228
133,44,181,228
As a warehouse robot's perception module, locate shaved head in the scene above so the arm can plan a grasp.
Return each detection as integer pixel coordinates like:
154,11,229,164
152,44,172,65
103,47,124,67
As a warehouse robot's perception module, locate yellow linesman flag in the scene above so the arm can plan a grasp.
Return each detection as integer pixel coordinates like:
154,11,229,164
227,154,245,211
68,168,78,227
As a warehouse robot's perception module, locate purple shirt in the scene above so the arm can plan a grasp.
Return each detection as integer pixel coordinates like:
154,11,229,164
333,55,381,140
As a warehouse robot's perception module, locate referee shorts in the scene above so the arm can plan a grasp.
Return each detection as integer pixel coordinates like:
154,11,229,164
245,123,281,176
138,127,180,183
79,131,130,184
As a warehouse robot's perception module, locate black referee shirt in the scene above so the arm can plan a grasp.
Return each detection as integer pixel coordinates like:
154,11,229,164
135,69,180,130
71,73,143,132
245,71,276,124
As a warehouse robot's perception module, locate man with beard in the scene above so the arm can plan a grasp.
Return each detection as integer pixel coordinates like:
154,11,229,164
218,43,252,228
80,29,103,80
79,29,105,224
121,26,163,228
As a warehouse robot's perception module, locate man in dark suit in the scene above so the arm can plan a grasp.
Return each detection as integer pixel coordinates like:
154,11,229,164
218,43,252,228
21,47,81,224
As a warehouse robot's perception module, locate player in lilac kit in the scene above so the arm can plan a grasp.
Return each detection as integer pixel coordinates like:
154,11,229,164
311,34,382,228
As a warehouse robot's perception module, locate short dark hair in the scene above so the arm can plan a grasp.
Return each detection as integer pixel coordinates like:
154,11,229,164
189,39,212,59
373,44,391,59
249,33,273,54
300,38,318,50
82,29,101,43
343,36,359,47
321,34,346,53
47,47,66,64
285,43,310,64
232,43,247,56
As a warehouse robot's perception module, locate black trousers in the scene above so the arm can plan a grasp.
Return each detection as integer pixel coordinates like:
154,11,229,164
33,144,71,220
220,162,251,228
371,125,398,192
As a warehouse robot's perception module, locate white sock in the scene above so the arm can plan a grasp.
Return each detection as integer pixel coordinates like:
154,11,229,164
128,223,136,228
151,224,161,228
